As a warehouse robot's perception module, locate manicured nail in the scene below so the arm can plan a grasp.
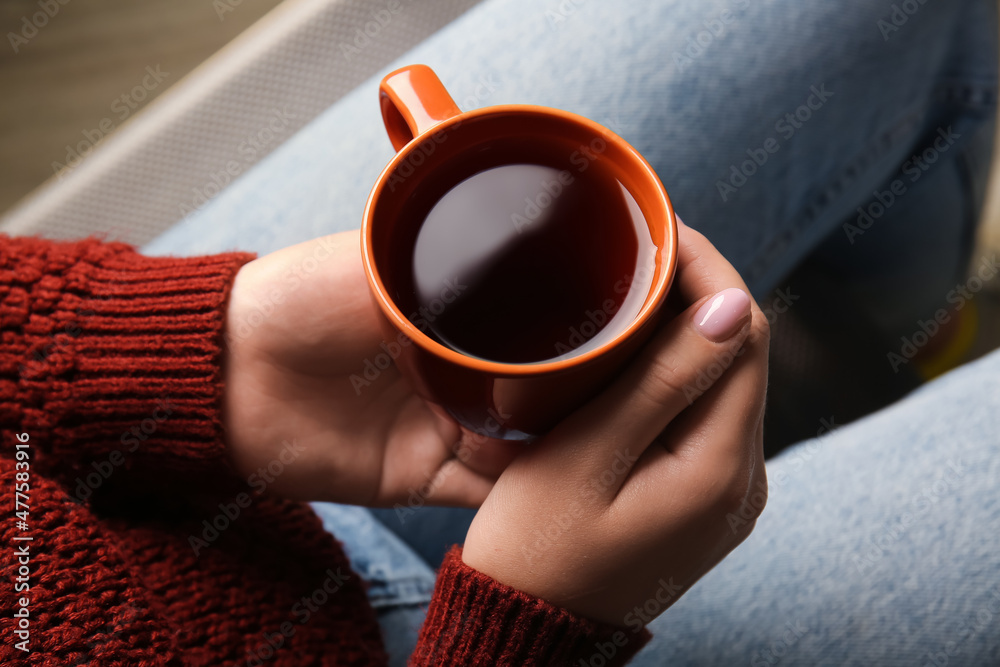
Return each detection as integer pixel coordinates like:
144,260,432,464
694,288,751,342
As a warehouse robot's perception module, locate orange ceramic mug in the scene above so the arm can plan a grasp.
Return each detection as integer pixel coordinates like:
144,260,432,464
361,64,678,440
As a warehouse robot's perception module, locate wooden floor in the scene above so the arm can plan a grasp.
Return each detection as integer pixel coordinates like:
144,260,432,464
0,0,283,214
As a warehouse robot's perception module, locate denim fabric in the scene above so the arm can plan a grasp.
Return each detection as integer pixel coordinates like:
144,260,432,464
631,346,1000,666
307,504,432,666
142,0,1000,664
367,506,478,571
145,0,997,335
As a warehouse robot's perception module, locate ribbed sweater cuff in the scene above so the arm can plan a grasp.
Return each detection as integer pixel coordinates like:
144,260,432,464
4,237,254,470
412,547,651,666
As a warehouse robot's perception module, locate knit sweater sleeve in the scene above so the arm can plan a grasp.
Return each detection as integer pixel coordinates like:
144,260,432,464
412,547,652,666
0,235,253,472
1,235,651,664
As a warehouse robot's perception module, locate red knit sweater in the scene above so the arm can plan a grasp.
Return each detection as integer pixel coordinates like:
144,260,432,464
0,237,650,666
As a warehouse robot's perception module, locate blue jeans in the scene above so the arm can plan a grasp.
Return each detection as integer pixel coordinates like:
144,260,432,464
145,0,1000,664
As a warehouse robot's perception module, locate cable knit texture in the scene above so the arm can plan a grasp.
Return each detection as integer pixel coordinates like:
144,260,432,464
0,236,651,666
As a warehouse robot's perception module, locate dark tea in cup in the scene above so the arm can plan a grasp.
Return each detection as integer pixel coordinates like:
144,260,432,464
386,133,657,364
363,64,677,439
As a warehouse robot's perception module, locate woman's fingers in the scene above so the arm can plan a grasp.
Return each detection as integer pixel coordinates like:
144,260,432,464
543,286,753,486
625,307,769,525
461,217,773,627
527,219,769,493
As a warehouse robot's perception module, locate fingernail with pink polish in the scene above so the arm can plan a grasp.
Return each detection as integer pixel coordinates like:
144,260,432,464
694,288,751,342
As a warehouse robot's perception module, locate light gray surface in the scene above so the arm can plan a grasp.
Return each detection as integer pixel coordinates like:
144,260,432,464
0,0,483,246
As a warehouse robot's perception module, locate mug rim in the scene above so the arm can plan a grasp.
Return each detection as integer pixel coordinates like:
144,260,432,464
361,104,678,377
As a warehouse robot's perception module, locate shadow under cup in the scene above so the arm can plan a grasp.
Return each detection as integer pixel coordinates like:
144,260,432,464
364,109,677,440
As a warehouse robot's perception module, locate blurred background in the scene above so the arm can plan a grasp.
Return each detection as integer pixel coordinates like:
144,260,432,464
2,0,998,247
0,0,283,213
2,0,998,241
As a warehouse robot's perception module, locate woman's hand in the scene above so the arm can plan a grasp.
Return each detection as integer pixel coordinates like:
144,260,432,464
222,230,522,506
461,220,770,627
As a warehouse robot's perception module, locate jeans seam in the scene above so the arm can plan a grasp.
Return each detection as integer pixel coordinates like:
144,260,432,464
931,79,998,111
745,73,999,287
744,106,925,285
366,578,435,608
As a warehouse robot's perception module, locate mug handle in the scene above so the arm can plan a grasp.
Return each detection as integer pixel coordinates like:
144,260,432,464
379,65,462,152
